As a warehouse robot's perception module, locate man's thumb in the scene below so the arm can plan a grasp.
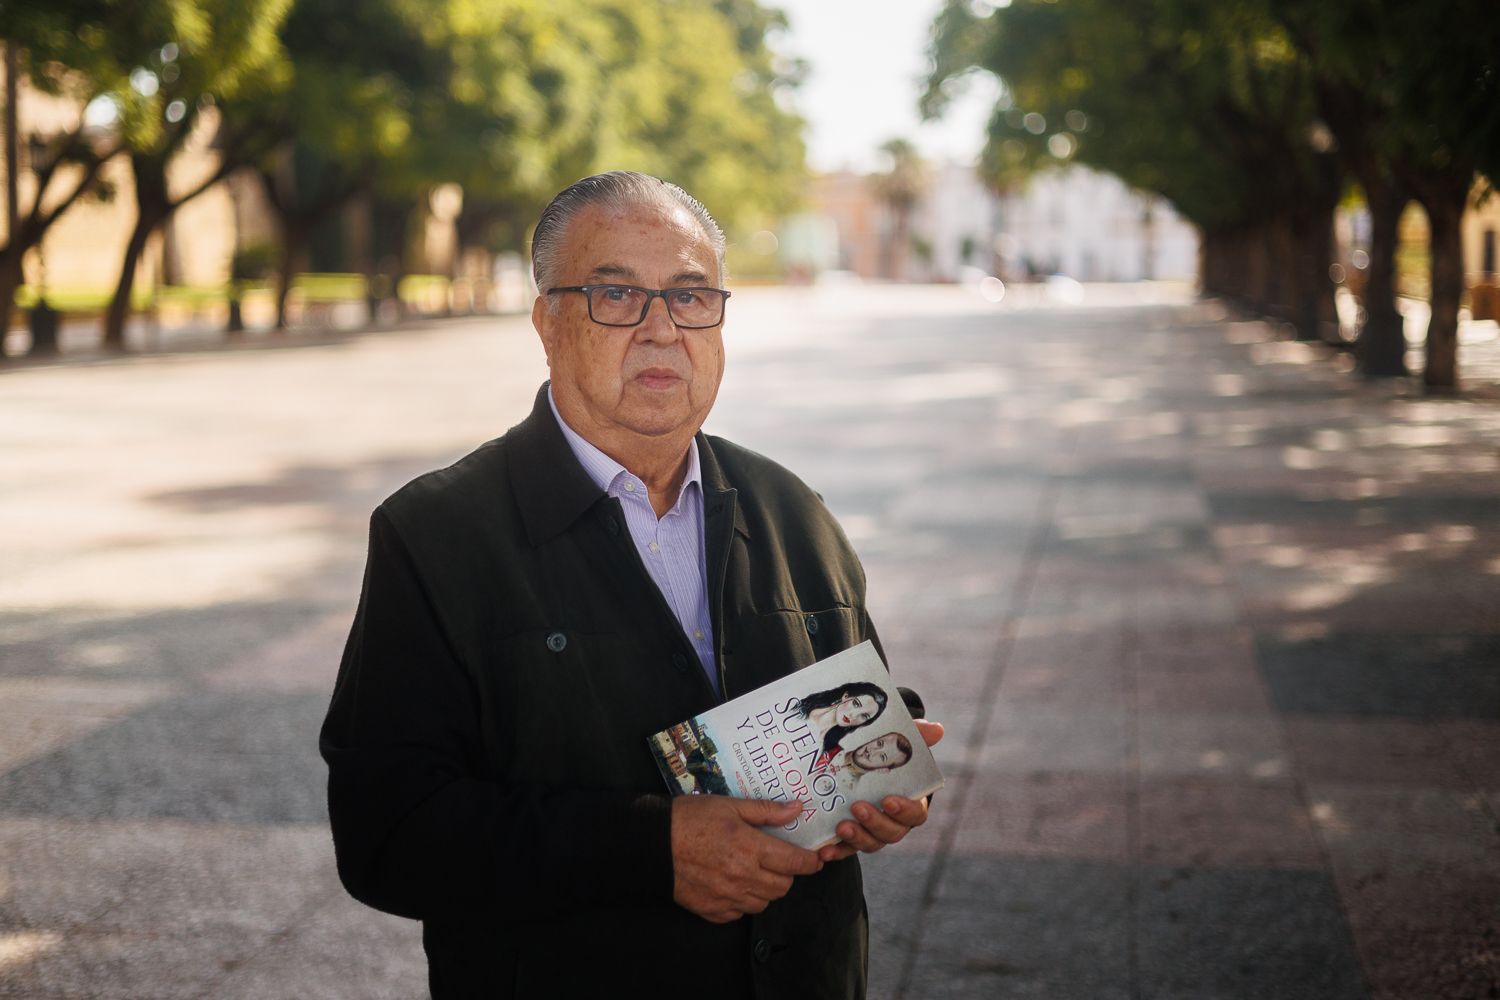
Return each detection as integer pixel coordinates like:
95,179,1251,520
735,797,802,825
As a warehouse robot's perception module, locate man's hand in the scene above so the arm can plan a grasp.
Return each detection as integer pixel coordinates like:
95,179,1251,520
671,796,825,924
817,719,944,863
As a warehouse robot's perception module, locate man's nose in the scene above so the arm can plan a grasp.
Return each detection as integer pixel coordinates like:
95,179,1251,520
635,294,682,341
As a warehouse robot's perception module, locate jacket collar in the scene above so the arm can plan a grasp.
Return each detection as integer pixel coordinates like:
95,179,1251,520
509,383,749,546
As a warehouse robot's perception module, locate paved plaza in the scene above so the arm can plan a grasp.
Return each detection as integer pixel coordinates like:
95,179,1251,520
1,284,1498,998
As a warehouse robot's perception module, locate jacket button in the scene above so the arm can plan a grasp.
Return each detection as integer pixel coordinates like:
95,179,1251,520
753,938,771,963
804,614,820,635
545,632,567,653
605,516,621,536
671,652,690,674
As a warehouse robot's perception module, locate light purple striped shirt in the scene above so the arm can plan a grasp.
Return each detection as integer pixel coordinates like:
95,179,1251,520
547,388,718,693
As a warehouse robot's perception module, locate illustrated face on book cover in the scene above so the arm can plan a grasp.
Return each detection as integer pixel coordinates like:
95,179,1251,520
851,732,912,772
835,693,879,728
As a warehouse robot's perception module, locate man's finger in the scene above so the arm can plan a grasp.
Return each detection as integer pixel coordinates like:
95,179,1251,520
914,719,944,747
849,801,909,844
757,836,824,877
819,841,858,863
834,819,885,853
734,798,803,826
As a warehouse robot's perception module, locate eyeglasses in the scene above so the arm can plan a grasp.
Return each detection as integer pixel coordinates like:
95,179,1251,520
546,284,731,329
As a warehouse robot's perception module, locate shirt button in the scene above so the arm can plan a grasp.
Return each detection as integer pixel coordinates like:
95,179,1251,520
804,614,820,635
624,481,637,493
753,939,771,963
648,542,660,553
545,632,567,653
694,629,704,640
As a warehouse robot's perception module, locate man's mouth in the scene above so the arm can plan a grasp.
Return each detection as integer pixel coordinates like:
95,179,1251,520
634,368,684,389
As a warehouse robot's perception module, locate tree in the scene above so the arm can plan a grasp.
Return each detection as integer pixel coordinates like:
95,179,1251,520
870,138,926,281
249,0,451,330
1273,0,1500,385
0,5,136,347
925,0,1343,341
99,0,292,349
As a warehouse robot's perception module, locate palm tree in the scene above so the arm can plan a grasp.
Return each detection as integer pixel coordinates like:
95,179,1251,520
870,138,926,282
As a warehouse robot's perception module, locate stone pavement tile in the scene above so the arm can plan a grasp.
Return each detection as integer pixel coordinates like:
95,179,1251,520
200,891,425,1000
1132,663,1272,714
863,846,939,1000
202,611,351,693
951,770,1128,863
1282,718,1469,788
1136,711,1289,781
0,679,173,777
1131,622,1258,656
1136,779,1323,869
1134,866,1367,1000
981,705,1129,775
1438,719,1500,789
0,818,336,937
1052,478,1209,526
0,925,264,999
1305,784,1500,875
1254,633,1500,719
1129,583,1240,631
0,692,329,824
912,858,1131,999
1331,867,1500,1000
998,658,1126,707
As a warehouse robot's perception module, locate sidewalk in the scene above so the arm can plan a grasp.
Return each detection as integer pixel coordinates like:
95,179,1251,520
0,285,1496,998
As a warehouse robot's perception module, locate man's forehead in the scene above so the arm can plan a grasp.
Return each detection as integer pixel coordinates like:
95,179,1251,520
563,200,717,277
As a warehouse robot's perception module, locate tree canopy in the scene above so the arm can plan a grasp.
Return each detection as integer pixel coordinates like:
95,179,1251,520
925,0,1500,389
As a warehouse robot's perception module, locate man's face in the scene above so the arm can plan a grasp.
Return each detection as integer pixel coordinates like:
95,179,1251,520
852,733,910,771
534,199,725,453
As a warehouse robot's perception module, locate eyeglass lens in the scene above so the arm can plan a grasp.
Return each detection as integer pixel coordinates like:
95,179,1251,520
588,286,724,328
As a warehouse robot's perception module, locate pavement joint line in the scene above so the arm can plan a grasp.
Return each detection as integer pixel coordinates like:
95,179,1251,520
1194,427,1381,1000
1123,620,1143,1000
891,433,1071,1000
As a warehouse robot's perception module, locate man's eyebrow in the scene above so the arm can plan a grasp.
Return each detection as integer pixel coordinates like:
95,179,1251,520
589,264,636,281
588,265,714,286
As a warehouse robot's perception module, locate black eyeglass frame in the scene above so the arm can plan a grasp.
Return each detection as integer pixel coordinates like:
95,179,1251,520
545,283,732,329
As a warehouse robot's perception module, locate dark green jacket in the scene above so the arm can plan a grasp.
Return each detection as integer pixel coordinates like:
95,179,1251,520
321,384,883,999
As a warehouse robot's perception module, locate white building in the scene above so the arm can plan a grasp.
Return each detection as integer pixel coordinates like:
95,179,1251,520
995,165,1199,282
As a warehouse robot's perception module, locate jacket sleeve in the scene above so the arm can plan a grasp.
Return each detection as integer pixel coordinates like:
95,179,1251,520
319,508,673,921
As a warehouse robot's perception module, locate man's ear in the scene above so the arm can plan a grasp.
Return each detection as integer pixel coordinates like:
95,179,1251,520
532,294,555,362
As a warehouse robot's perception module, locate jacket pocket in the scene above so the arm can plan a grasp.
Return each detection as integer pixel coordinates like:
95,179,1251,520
728,606,865,692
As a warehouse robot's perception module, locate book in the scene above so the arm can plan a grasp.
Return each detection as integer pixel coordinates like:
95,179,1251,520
646,640,944,849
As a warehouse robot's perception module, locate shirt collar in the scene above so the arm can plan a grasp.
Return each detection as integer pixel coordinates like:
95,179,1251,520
547,385,702,507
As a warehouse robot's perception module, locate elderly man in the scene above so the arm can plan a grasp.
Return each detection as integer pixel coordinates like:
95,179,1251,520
321,171,941,999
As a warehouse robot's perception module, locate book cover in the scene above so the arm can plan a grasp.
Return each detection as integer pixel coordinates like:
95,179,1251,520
647,640,944,849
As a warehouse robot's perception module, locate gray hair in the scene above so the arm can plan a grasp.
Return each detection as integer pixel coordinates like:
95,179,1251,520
530,171,727,293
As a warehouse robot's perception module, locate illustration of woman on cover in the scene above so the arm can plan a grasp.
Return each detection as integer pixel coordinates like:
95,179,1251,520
797,681,889,755
818,731,914,789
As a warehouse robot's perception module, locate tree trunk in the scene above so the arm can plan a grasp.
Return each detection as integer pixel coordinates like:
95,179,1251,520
1356,174,1408,377
101,213,159,351
1289,201,1337,342
274,222,307,332
104,153,173,351
4,44,18,240
1421,189,1466,391
0,246,23,353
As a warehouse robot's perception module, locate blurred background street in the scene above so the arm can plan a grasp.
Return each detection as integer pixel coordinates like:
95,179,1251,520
4,0,1500,996
3,284,1499,997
